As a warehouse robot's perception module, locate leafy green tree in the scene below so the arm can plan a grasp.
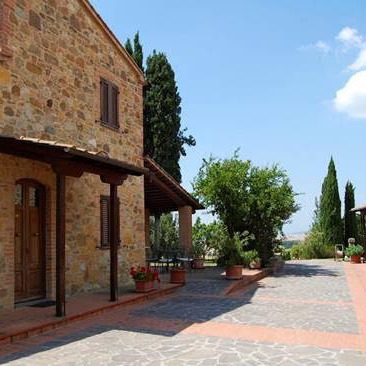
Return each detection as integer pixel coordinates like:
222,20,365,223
344,181,358,245
319,157,343,245
193,152,299,262
192,218,227,258
150,213,179,253
144,51,195,182
246,164,299,263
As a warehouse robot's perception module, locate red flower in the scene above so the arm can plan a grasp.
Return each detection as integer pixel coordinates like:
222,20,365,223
130,265,160,282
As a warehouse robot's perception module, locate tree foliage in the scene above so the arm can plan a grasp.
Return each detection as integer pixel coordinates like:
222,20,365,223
124,32,143,71
144,51,195,182
344,181,358,245
319,157,343,245
192,218,227,258
150,213,179,253
193,152,299,262
125,33,196,182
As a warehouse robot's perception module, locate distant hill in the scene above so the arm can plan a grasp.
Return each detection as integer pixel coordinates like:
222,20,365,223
281,232,307,248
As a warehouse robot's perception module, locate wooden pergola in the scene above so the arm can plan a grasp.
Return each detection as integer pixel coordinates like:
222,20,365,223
351,204,366,250
0,135,147,317
144,156,204,255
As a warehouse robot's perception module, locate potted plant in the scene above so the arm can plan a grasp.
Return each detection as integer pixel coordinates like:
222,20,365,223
243,249,261,269
192,240,206,269
345,244,364,264
130,266,160,292
170,263,186,284
218,232,247,280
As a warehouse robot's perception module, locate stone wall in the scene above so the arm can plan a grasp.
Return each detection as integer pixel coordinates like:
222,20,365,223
0,0,146,309
0,0,144,165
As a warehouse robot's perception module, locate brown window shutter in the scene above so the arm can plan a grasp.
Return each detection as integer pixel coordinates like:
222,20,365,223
110,85,119,128
100,196,121,248
117,197,121,245
100,195,110,248
100,79,109,123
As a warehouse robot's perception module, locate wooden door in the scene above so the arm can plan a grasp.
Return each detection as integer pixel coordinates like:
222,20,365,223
14,181,45,303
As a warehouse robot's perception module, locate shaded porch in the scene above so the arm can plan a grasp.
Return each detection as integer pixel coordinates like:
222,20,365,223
0,135,147,317
144,156,204,259
0,281,181,346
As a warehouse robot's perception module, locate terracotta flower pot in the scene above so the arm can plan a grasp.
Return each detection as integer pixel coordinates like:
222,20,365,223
350,255,361,264
192,258,204,269
225,265,243,280
134,280,155,293
170,268,186,284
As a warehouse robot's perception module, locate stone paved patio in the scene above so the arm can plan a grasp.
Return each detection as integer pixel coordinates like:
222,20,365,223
0,260,365,365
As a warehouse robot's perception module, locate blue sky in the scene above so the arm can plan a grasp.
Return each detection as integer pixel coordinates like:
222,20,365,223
91,0,366,234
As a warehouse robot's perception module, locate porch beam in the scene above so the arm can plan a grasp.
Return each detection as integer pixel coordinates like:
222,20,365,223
56,174,66,317
148,174,185,206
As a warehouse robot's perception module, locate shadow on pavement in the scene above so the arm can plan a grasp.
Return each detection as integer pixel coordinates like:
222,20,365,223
0,261,337,364
280,262,340,278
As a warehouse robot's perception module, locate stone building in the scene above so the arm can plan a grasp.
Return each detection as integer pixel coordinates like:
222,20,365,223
0,0,202,314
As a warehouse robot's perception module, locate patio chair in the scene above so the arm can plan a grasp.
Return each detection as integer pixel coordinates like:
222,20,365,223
334,244,344,261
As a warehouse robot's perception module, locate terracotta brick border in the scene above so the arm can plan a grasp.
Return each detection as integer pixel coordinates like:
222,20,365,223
0,284,182,346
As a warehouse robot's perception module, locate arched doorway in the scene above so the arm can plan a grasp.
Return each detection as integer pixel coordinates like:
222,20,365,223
14,179,46,303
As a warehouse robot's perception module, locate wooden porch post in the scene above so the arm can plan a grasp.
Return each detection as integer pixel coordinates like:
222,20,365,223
56,174,66,317
109,183,118,302
361,212,366,250
101,173,127,303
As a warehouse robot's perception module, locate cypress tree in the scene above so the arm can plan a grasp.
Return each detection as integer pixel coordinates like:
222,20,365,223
319,157,343,245
344,181,358,245
133,32,143,71
124,32,143,71
144,51,195,182
125,39,133,57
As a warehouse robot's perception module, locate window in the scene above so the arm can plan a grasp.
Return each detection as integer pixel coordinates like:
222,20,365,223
100,78,119,129
100,195,120,248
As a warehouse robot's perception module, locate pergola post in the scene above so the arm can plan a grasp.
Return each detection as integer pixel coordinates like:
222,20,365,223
145,208,150,248
179,205,193,257
360,212,366,250
154,213,161,253
55,174,66,317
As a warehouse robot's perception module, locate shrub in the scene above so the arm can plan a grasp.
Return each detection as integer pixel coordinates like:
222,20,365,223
243,249,260,267
282,248,291,261
290,230,333,260
290,243,304,259
275,244,291,261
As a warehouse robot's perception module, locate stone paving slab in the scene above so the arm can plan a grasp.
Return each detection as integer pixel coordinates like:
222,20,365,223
0,330,364,366
0,260,365,365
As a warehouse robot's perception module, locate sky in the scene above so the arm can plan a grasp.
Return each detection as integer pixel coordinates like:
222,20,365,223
91,0,366,234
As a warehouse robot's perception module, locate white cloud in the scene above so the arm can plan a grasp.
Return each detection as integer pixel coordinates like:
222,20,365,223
336,27,363,48
298,40,330,54
348,48,366,71
334,70,366,118
314,41,330,53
